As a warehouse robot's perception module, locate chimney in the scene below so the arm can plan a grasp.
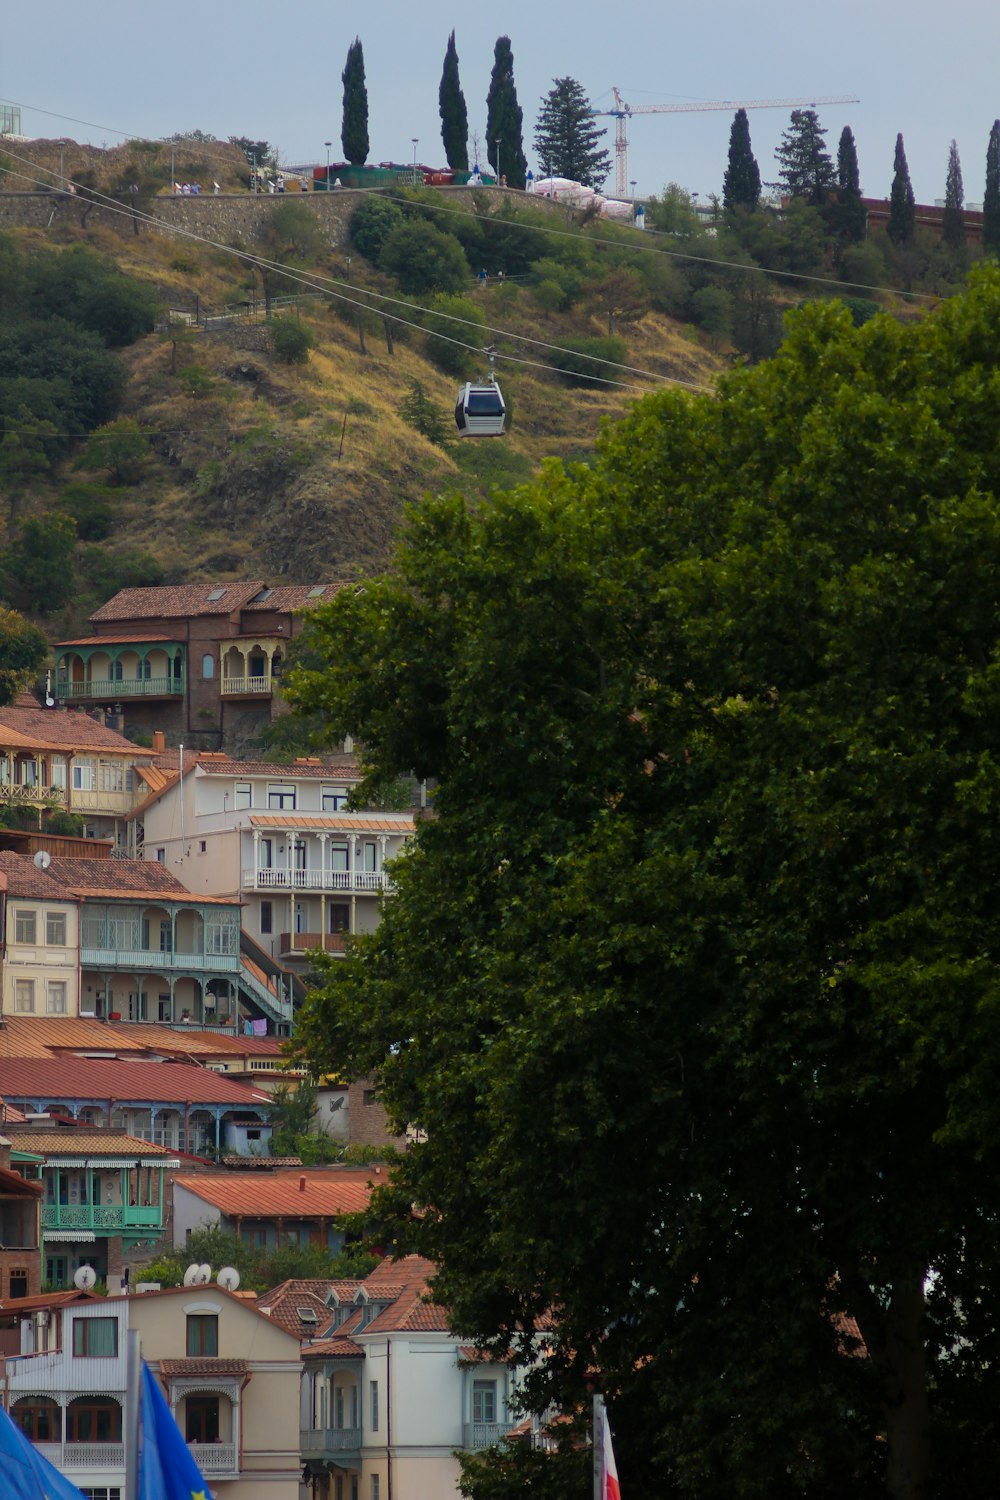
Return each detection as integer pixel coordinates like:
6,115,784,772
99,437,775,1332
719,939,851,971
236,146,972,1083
299,1175,306,1192
152,731,166,753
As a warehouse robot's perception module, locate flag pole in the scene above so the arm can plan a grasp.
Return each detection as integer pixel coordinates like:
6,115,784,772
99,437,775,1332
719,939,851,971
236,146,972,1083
125,1329,140,1500
593,1394,604,1500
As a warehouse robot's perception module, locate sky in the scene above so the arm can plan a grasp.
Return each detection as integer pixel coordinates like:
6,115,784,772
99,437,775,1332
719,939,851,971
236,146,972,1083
4,1,999,208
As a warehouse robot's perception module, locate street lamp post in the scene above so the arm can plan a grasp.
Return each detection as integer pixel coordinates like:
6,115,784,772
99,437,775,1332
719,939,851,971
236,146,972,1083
494,138,502,184
411,137,419,182
630,179,637,200
325,141,332,191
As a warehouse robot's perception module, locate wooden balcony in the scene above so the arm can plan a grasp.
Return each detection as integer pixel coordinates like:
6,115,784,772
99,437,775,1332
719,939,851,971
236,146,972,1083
42,1203,164,1231
59,675,185,700
300,1426,362,1462
279,932,347,957
243,867,387,893
189,1441,237,1474
221,673,275,696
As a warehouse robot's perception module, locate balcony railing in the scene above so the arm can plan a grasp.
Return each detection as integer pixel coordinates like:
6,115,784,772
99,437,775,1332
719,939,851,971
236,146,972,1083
221,674,275,696
463,1420,518,1451
36,1442,125,1469
300,1426,362,1460
189,1441,237,1473
279,932,347,956
242,868,387,892
59,676,184,699
81,946,237,972
42,1203,163,1230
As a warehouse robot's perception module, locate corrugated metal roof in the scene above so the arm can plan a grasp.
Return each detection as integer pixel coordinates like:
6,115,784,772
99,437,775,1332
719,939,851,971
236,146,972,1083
248,814,414,832
4,1127,177,1159
0,1057,272,1106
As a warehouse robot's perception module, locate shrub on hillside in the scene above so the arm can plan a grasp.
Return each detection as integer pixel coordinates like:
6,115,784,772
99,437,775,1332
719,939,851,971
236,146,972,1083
401,379,448,445
59,482,116,540
350,196,404,261
422,294,486,377
379,221,469,296
547,334,628,386
270,317,315,365
26,245,158,347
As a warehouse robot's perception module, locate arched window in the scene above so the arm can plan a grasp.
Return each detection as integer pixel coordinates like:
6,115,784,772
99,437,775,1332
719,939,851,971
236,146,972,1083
67,1396,121,1442
12,1397,61,1442
202,654,215,679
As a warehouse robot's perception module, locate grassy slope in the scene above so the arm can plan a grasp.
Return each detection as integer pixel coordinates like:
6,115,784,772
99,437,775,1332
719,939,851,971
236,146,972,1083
6,207,725,622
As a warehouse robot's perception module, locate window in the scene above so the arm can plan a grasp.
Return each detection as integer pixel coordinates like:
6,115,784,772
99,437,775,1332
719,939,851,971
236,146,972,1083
330,843,349,872
46,1255,67,1286
363,1089,377,1107
370,1379,379,1433
330,904,349,934
14,979,35,1013
186,1395,219,1443
351,1476,358,1500
260,901,273,935
267,783,296,810
73,761,96,791
46,981,68,1015
234,782,252,809
199,840,207,853
73,1317,119,1357
294,840,307,870
46,911,67,945
335,1476,344,1500
202,653,216,679
473,1379,497,1424
259,838,273,869
51,760,67,789
12,1399,60,1442
322,786,348,811
67,1398,122,1441
186,1314,219,1356
362,842,377,872
99,762,125,793
371,1478,380,1500
155,848,165,863
9,1268,28,1298
82,1490,122,1500
14,910,36,944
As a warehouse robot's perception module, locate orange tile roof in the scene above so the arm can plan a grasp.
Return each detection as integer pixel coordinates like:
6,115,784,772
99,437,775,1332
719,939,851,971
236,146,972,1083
91,583,268,622
0,1017,153,1059
110,1025,286,1060
301,1335,364,1358
242,584,348,612
45,856,236,903
197,757,360,780
256,1279,336,1338
0,701,157,755
56,634,187,647
0,1057,272,1106
3,1127,177,1157
172,1169,374,1218
0,1165,43,1195
1,1102,26,1123
159,1357,249,1375
0,852,80,901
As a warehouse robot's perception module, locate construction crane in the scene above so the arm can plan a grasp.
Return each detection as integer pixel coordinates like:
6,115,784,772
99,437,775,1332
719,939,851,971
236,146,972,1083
590,88,861,199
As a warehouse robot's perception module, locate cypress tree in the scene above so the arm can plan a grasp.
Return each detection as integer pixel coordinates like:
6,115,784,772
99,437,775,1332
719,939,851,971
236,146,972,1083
983,120,1000,256
834,125,866,242
533,77,611,188
888,133,916,247
341,38,369,168
773,109,835,205
439,31,469,172
942,140,965,254
723,108,761,212
485,36,528,189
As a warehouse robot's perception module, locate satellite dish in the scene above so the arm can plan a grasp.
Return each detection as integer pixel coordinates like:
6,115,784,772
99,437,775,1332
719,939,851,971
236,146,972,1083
34,851,52,870
217,1266,241,1291
198,1263,213,1284
183,1263,202,1286
45,694,55,708
74,1265,97,1291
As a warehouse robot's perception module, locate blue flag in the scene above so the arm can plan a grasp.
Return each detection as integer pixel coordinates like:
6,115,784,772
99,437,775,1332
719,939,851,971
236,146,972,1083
140,1360,211,1500
0,1401,88,1500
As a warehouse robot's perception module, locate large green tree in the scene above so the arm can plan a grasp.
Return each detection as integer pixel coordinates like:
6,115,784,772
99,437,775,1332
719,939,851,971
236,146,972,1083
985,119,1000,256
889,132,916,247
439,31,469,172
485,36,527,189
341,38,369,167
533,77,611,189
773,107,835,204
942,140,965,254
0,607,47,704
722,107,761,212
289,266,1000,1500
834,124,866,242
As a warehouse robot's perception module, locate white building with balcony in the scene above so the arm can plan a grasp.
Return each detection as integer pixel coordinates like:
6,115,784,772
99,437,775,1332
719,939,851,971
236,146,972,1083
1,1283,303,1500
134,755,416,972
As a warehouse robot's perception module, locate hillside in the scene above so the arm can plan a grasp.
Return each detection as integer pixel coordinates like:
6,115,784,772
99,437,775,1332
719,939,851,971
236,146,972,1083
0,162,726,631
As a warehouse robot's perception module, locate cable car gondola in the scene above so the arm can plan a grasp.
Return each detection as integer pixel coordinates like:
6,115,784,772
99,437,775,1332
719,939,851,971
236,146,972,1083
454,345,506,437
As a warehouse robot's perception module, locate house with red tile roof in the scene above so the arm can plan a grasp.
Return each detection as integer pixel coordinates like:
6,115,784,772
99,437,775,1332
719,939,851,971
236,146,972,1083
0,850,82,1022
132,752,414,978
52,580,350,753
0,692,156,843
171,1167,377,1253
300,1255,524,1500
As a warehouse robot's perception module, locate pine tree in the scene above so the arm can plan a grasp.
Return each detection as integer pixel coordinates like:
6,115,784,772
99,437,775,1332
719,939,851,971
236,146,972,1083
834,125,866,242
983,121,1000,256
341,38,369,168
942,140,965,254
888,133,916,247
773,109,835,205
723,108,761,212
533,77,611,188
485,36,528,189
439,31,469,172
